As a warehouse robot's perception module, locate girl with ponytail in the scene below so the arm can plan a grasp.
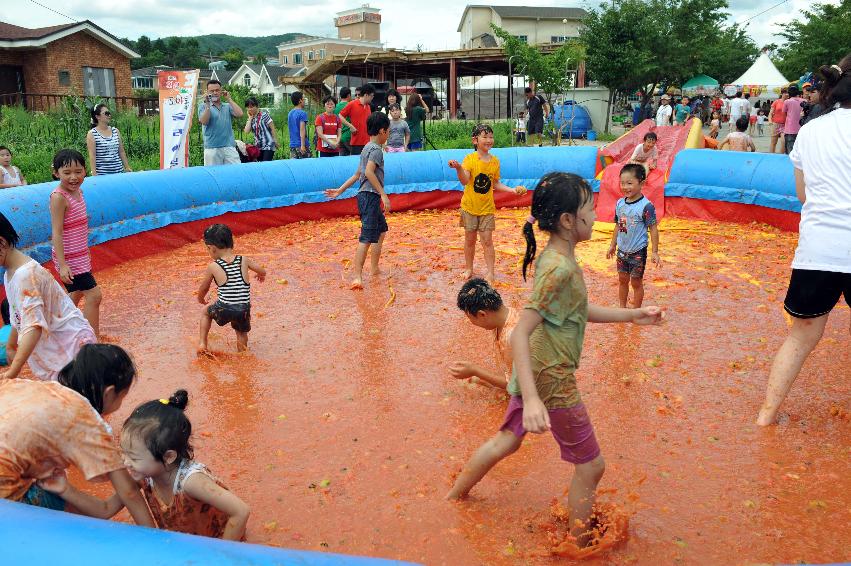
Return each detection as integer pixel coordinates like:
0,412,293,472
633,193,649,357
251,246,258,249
758,53,851,426
448,172,665,550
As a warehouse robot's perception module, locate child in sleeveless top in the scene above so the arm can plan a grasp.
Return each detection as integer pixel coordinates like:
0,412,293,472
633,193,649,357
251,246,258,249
0,146,26,188
719,116,756,152
197,223,266,353
48,149,102,336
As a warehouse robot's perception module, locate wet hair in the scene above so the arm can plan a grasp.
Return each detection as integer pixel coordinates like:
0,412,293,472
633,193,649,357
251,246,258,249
360,84,375,96
52,148,86,171
387,103,401,112
207,79,221,87
340,86,352,99
123,389,193,465
322,95,337,105
0,212,20,248
471,123,494,148
744,93,750,99
522,172,594,280
734,92,741,98
1,298,9,325
366,111,390,135
245,97,258,107
643,132,657,142
621,163,647,182
0,146,11,156
203,223,234,249
457,278,503,314
58,344,136,414
291,91,304,106
819,54,851,109
90,103,109,127
788,85,800,97
736,116,749,132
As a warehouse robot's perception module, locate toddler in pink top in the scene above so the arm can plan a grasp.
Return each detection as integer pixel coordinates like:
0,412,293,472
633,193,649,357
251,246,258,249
49,149,102,336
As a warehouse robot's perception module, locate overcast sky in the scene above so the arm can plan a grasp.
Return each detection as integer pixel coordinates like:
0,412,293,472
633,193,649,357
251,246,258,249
5,0,829,53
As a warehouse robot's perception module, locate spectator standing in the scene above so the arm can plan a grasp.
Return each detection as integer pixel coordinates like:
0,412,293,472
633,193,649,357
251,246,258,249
340,85,375,156
287,92,310,159
655,94,672,126
768,89,789,153
783,85,805,153
86,104,131,175
243,98,279,162
404,92,430,151
524,87,549,146
728,92,748,131
197,80,243,166
334,87,356,157
800,84,825,126
315,96,342,158
674,96,691,125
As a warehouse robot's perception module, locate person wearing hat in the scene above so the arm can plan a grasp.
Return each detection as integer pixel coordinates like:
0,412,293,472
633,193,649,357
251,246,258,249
800,83,825,126
655,94,672,126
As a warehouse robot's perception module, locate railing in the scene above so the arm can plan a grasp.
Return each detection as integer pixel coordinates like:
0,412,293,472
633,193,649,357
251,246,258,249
0,92,160,117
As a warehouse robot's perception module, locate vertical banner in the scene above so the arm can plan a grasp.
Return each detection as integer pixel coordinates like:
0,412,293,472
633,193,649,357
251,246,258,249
158,69,199,169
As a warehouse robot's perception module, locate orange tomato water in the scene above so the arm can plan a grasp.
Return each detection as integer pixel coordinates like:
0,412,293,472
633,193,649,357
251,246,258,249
85,208,848,565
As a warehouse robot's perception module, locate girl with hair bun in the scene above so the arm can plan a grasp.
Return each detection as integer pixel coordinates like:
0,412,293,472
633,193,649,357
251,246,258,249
447,172,665,550
757,53,851,426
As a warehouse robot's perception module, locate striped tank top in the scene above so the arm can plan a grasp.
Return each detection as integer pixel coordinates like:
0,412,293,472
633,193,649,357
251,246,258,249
91,127,124,175
51,187,92,275
214,256,250,305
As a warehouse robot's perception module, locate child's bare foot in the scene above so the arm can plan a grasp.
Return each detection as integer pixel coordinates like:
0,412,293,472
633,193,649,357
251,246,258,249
197,346,217,360
370,268,381,277
462,269,473,280
350,277,364,290
485,272,496,284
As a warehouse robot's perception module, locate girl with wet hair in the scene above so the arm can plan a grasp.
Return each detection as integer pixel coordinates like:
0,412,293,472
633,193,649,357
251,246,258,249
448,172,664,550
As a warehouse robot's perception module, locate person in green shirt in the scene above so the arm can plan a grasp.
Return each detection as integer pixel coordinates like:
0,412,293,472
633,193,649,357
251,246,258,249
674,96,691,125
404,92,430,150
446,172,665,550
334,87,357,156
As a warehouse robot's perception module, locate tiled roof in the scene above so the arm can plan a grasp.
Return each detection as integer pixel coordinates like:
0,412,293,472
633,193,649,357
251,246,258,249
0,21,77,40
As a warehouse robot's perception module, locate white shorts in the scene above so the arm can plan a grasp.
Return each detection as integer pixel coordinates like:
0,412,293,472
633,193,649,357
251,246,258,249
203,146,240,166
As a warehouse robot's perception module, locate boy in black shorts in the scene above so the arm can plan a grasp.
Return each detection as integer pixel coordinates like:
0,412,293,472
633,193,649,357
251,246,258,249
325,111,391,289
197,223,266,353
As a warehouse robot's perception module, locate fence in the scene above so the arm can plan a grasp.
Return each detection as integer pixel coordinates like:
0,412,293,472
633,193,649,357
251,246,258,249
0,92,160,116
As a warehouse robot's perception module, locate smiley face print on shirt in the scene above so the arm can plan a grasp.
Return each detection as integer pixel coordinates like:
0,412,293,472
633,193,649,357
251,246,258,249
473,172,492,194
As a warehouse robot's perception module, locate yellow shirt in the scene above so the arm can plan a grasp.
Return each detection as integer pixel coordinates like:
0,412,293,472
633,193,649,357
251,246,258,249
460,152,500,216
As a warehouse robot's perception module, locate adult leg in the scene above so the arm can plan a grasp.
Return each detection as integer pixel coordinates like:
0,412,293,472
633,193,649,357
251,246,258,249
81,286,103,336
370,232,386,276
446,430,523,500
756,314,829,425
480,230,496,282
630,276,645,308
567,455,606,548
617,272,630,308
463,230,477,279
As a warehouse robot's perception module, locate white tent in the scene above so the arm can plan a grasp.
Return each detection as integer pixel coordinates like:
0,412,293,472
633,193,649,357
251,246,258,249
728,53,790,97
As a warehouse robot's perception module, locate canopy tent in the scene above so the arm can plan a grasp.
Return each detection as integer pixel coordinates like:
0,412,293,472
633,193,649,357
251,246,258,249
681,74,720,96
727,53,790,98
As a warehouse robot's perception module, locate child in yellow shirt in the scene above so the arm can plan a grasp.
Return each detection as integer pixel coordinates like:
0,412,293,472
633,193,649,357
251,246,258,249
448,124,526,282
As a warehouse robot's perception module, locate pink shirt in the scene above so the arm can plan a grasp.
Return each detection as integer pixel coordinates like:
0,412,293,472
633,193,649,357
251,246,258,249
783,97,804,135
51,187,92,275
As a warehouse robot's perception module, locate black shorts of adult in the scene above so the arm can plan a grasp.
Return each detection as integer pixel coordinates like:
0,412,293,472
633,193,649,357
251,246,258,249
350,145,365,156
784,269,851,319
258,149,275,161
318,151,338,158
207,301,251,333
290,147,311,159
527,118,544,135
338,141,352,156
784,134,798,155
64,271,97,293
357,191,388,244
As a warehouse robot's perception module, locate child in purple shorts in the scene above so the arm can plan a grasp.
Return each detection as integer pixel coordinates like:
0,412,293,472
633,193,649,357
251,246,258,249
606,164,661,308
446,172,665,549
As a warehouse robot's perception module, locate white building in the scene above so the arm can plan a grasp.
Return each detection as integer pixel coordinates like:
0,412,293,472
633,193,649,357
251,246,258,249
228,63,305,105
457,5,587,49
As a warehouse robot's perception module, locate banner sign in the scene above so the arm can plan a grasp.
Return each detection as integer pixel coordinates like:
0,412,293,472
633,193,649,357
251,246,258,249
158,69,199,169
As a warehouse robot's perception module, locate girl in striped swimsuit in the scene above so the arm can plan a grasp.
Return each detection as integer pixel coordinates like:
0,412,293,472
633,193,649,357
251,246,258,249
49,149,102,336
197,224,266,353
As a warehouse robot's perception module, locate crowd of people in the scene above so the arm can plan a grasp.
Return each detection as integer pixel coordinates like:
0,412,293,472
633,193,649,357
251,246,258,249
0,54,848,556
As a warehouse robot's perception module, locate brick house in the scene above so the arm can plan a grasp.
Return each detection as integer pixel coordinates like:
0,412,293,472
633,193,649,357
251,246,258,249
0,20,139,109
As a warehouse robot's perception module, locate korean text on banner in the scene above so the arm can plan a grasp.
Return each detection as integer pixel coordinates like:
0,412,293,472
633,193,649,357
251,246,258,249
158,70,199,169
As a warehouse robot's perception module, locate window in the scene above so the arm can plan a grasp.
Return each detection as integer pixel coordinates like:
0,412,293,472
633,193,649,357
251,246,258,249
58,70,71,86
319,49,326,59
551,35,568,43
282,55,288,64
243,73,251,87
308,51,314,61
515,35,528,43
293,53,302,64
82,66,115,97
132,77,154,89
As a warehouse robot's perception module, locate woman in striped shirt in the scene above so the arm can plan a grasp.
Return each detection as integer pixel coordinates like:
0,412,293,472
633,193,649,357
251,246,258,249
243,98,279,161
49,149,102,336
85,104,131,176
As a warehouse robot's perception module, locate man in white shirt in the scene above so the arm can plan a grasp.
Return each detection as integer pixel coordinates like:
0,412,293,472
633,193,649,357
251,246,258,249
655,94,672,127
729,92,749,130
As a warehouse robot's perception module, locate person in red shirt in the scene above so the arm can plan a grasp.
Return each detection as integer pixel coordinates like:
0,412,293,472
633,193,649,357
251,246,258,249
315,96,341,158
340,84,375,156
768,89,789,154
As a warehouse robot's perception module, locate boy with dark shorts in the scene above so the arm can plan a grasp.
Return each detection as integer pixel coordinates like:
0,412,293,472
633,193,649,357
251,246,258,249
325,111,391,289
197,224,266,353
606,163,661,308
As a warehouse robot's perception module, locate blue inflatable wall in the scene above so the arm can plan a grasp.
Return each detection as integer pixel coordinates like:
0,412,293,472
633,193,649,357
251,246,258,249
0,146,600,264
0,500,415,565
666,149,799,212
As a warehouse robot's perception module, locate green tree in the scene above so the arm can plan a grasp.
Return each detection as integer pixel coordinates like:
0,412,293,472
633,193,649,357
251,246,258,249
490,25,585,109
253,52,267,65
222,47,247,71
774,0,851,79
136,35,152,57
700,24,759,85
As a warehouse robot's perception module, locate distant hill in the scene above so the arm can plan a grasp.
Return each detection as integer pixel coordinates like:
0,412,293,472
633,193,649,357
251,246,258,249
192,34,311,57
